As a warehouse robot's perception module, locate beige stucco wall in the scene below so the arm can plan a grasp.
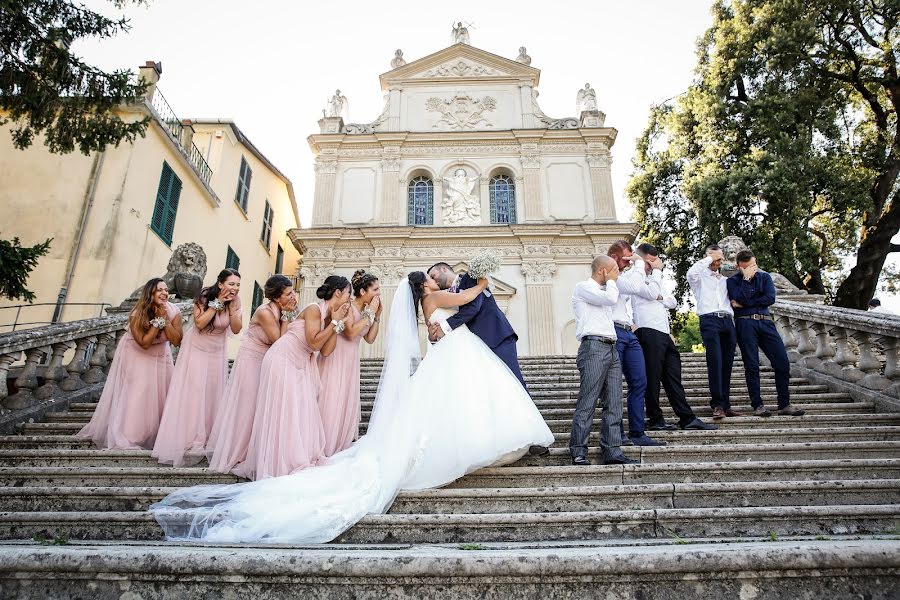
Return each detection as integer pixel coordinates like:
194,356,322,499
0,109,301,355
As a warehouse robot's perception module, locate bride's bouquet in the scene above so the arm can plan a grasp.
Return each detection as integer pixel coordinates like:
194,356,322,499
467,249,502,279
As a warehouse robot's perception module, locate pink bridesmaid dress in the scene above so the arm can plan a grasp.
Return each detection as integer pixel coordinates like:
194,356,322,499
318,304,370,456
152,308,232,467
77,302,181,450
233,302,327,481
206,303,277,473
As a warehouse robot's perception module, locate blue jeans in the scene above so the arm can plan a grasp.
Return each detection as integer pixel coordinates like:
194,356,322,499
735,318,791,409
615,327,646,437
699,314,736,410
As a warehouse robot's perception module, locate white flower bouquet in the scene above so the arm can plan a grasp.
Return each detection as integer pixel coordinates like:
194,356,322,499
467,249,501,279
280,309,300,322
209,298,225,312
150,316,167,330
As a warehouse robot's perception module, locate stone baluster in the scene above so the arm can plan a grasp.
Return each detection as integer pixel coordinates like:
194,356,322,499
0,352,21,407
34,342,71,400
811,322,836,375
107,330,125,363
60,337,92,391
790,318,819,368
84,333,113,384
828,326,863,383
851,331,891,391
5,348,45,410
878,336,900,399
776,315,798,360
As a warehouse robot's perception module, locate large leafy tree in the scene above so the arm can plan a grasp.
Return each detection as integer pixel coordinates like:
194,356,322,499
628,0,899,308
0,236,51,302
0,0,150,155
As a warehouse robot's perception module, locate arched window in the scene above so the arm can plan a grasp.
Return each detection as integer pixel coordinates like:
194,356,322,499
407,176,434,226
489,174,517,224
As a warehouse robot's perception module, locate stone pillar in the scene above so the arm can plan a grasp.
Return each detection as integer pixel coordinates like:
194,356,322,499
586,149,616,221
299,265,333,307
5,348,44,410
521,260,558,355
312,158,338,227
519,149,543,222
0,352,20,406
138,60,161,101
387,87,402,131
380,155,401,225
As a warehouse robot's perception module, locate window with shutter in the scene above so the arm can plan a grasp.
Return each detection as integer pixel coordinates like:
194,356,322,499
260,200,273,248
150,161,182,245
226,246,240,271
251,281,263,316
235,156,252,212
275,245,284,274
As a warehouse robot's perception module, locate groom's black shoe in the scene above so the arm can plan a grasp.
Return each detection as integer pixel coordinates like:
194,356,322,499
571,456,591,466
529,445,550,456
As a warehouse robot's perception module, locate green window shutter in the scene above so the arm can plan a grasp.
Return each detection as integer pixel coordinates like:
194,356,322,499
164,175,182,243
226,246,240,271
260,201,273,247
251,281,263,315
275,244,284,274
151,162,181,245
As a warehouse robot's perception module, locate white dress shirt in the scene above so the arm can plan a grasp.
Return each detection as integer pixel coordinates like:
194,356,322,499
686,256,733,316
610,258,662,327
632,268,677,334
572,279,619,341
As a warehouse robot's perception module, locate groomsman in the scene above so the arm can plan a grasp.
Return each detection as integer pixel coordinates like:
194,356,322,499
727,249,805,417
687,245,739,419
570,256,634,466
606,241,664,447
632,243,718,431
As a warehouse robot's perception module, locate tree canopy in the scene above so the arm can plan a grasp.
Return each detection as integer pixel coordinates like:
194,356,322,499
628,0,899,308
0,0,150,155
0,236,51,302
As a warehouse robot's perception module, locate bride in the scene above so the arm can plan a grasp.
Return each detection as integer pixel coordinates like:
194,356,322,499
150,272,554,543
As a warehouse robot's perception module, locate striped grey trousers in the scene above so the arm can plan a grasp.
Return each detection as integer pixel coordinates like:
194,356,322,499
571,338,625,461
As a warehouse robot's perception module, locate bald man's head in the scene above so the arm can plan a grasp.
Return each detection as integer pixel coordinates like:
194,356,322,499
592,255,616,274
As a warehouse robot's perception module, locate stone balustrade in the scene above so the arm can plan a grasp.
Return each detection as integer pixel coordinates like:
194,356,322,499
0,304,192,414
771,299,900,412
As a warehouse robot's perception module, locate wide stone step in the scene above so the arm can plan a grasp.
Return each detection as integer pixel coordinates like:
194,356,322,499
5,479,897,514
511,441,900,466
0,449,160,468
2,539,898,599
449,459,900,488
356,379,815,392
0,466,236,487
3,504,897,543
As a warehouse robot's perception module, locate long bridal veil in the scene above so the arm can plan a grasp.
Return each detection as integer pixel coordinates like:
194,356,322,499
149,279,426,543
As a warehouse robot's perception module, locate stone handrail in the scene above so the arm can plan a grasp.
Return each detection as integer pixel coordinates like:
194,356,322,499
771,299,900,412
0,303,192,411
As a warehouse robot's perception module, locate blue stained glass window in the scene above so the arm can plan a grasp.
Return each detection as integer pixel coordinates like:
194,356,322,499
489,175,517,224
407,176,434,225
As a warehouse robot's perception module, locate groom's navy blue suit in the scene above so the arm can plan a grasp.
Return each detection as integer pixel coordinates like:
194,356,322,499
445,273,528,389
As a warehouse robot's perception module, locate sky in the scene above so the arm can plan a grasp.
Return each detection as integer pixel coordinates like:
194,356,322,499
72,0,897,311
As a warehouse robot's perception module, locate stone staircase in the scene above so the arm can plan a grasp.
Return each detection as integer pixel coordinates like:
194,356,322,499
1,354,899,598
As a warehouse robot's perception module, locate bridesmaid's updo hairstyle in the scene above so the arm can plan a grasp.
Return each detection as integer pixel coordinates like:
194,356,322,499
351,269,379,297
264,275,293,301
197,268,241,331
408,271,427,318
316,275,350,300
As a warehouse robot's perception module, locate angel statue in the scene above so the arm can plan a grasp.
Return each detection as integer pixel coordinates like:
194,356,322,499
442,168,481,226
576,83,598,113
327,89,349,120
452,22,471,45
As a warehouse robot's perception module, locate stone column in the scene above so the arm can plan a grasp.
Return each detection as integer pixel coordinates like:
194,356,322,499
586,149,616,221
311,159,338,227
387,87,402,131
519,150,543,222
521,260,558,355
299,264,333,307
379,156,401,225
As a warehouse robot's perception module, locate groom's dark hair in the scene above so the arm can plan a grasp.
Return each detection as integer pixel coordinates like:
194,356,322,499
428,262,453,274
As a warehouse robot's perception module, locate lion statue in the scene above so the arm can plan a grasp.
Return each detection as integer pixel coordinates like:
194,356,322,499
119,242,208,307
716,236,803,294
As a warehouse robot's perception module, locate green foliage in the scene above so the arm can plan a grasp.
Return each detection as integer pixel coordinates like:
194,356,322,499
0,0,151,155
627,0,900,308
673,312,704,353
458,543,485,550
0,235,51,302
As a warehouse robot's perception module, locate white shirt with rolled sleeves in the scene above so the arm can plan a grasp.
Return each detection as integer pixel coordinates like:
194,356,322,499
686,256,733,316
632,267,677,335
610,258,663,327
572,279,619,341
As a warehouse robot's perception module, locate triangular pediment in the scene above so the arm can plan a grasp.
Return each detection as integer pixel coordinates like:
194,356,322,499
380,43,540,89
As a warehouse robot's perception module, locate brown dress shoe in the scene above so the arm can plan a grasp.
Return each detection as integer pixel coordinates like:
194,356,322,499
712,407,726,419
724,409,743,417
777,405,806,416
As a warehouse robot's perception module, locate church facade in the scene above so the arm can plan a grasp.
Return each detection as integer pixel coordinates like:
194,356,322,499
291,34,636,357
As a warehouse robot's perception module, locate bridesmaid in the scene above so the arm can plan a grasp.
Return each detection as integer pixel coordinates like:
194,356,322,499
77,278,183,449
318,269,382,456
207,275,297,474
152,268,242,467
234,275,351,481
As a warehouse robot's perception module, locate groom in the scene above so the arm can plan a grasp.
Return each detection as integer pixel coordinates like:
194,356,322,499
426,262,527,388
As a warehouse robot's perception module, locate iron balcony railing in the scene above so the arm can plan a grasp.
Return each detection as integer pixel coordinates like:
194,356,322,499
148,88,213,186
0,303,112,333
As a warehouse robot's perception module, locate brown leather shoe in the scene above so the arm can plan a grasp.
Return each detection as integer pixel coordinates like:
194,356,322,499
777,405,806,416
712,407,726,419
724,409,743,417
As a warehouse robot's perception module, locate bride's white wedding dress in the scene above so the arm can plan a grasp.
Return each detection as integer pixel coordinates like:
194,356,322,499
150,280,554,543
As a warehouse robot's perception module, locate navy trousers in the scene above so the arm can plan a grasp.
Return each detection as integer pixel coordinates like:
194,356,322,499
735,318,791,409
699,314,736,410
615,327,646,436
493,335,527,390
